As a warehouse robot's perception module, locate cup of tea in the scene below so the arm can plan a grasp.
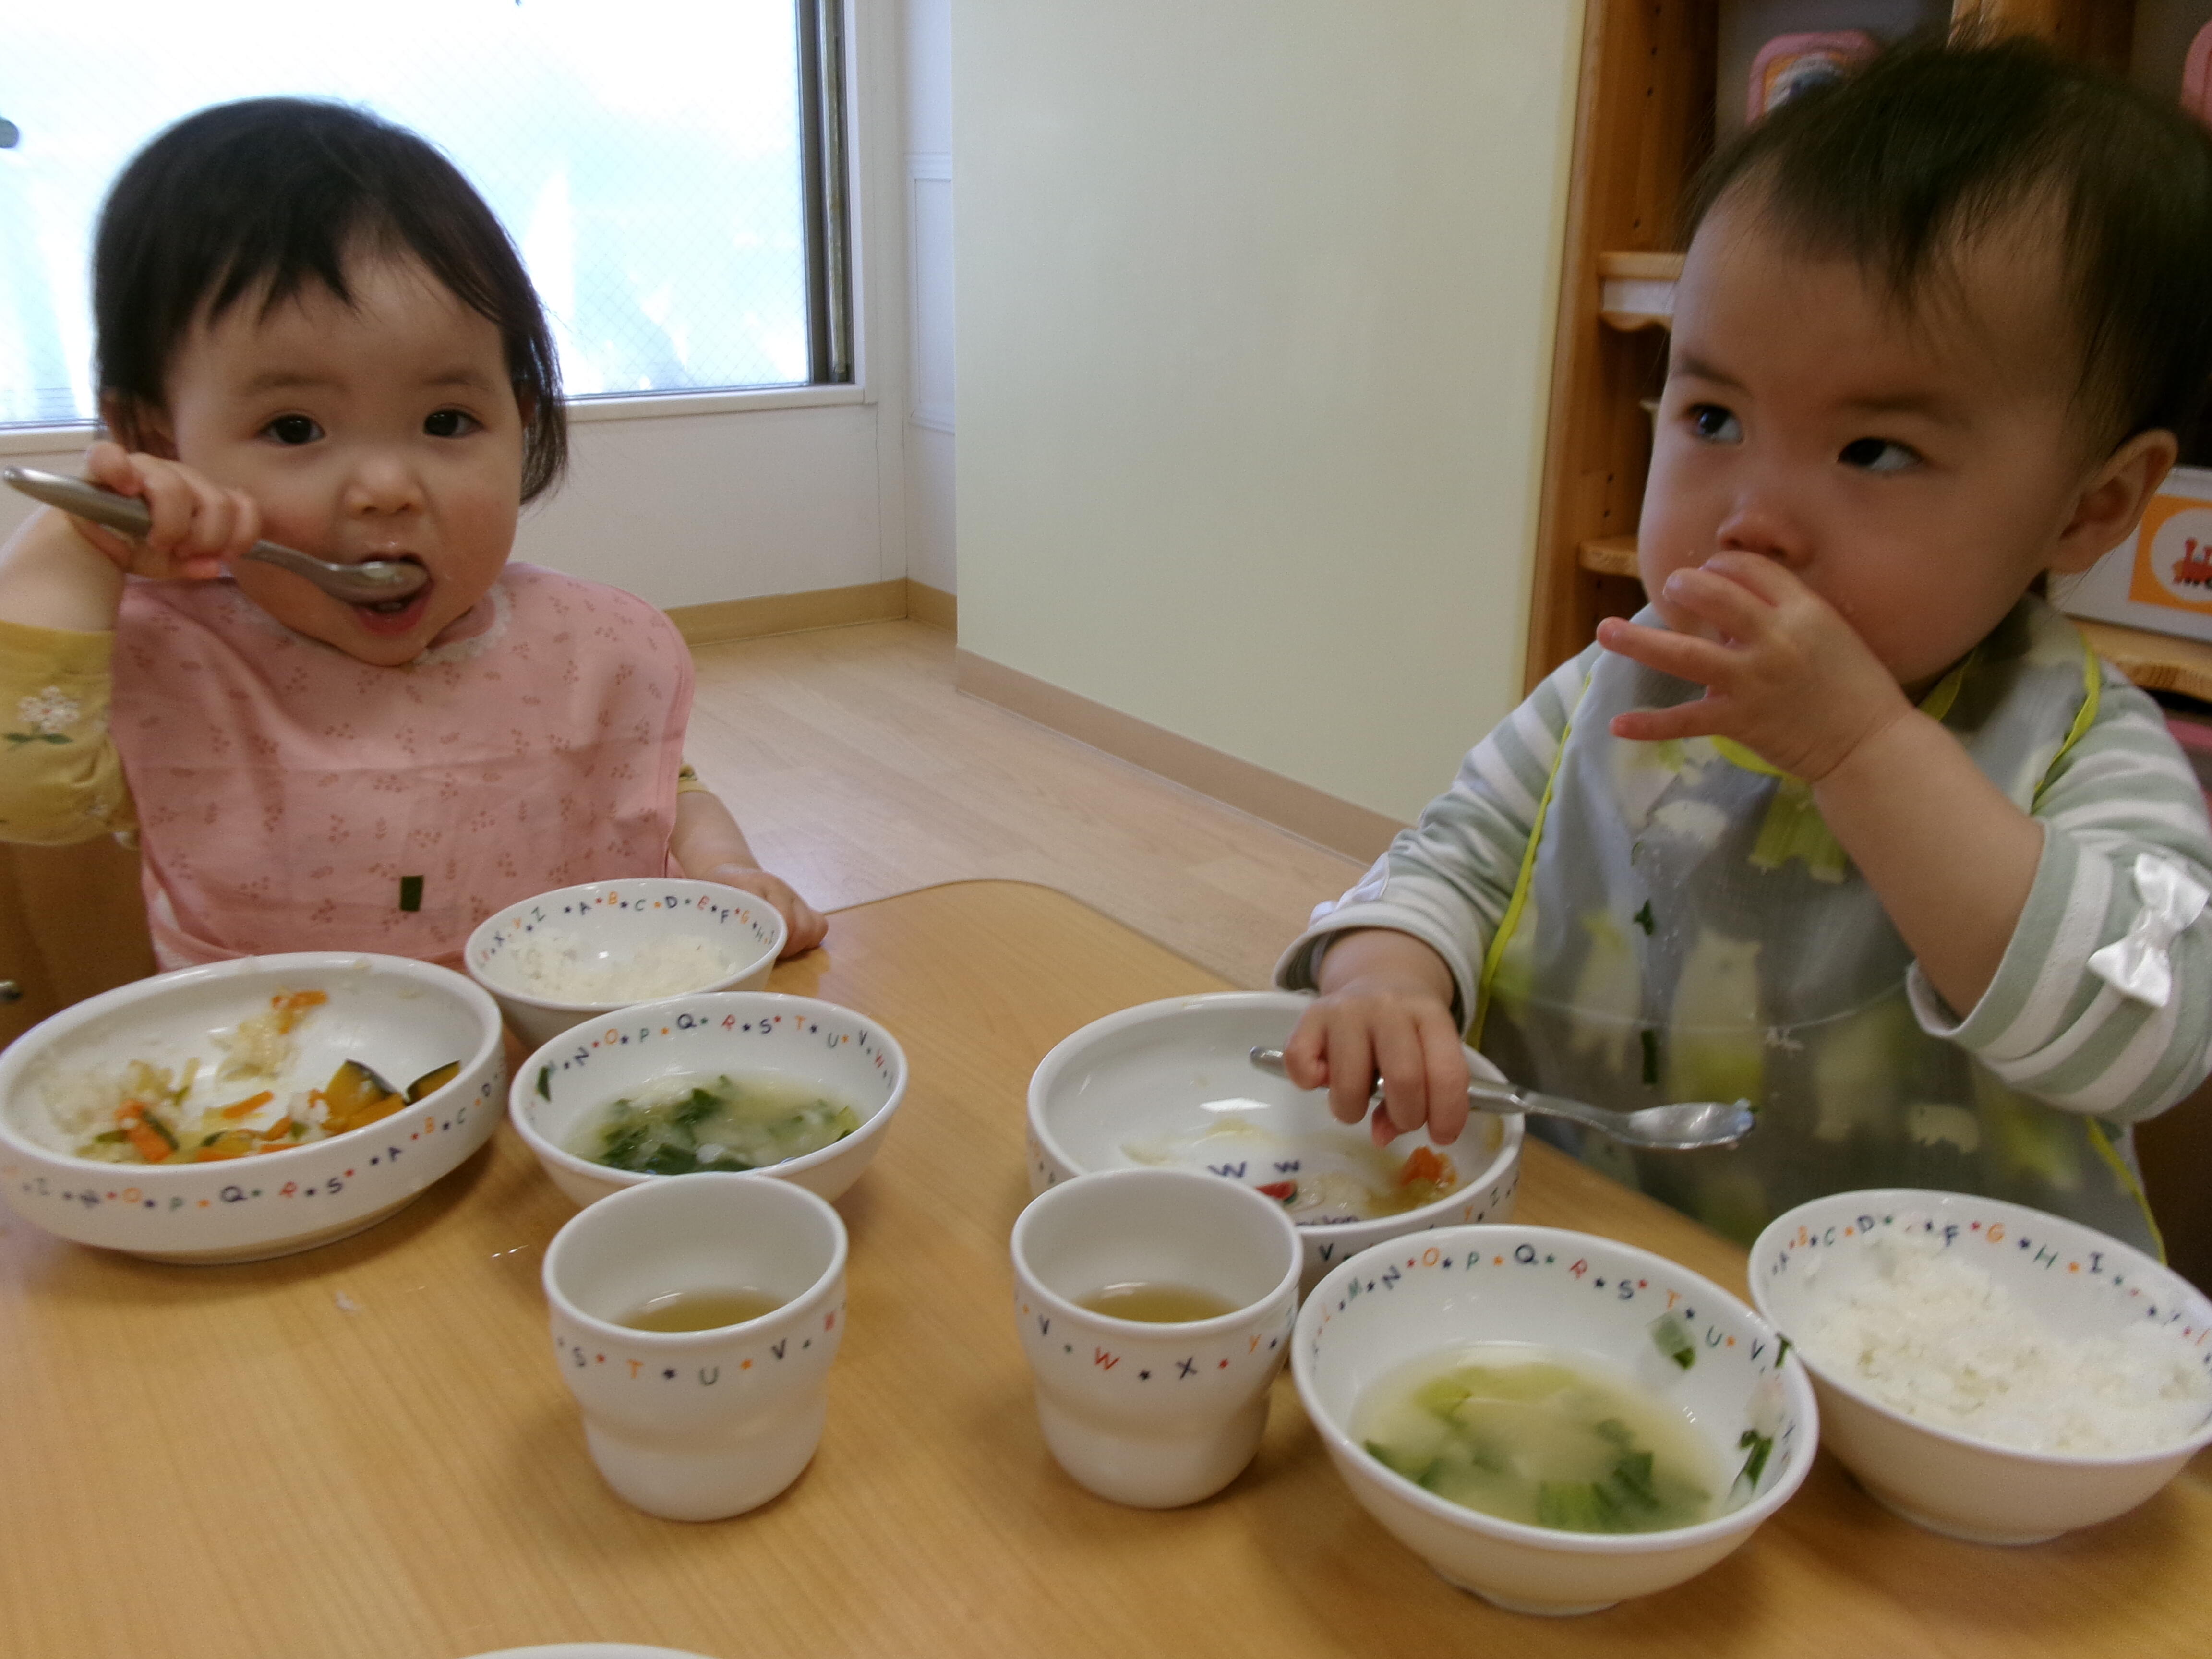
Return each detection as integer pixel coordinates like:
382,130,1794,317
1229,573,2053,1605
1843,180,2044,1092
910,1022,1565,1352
1010,1167,1301,1507
541,1171,847,1520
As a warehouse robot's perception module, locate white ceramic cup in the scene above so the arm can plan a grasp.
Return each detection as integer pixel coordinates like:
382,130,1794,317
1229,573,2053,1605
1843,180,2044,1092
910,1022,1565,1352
1010,1167,1301,1508
541,1172,848,1521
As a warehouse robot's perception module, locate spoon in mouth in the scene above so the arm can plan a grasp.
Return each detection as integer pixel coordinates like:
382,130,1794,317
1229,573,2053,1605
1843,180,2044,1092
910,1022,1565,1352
3,467,430,606
1248,1047,1756,1152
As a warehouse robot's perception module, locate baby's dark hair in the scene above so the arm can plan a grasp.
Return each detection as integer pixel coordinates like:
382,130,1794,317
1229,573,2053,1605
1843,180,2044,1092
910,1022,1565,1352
94,97,566,500
1686,35,2212,452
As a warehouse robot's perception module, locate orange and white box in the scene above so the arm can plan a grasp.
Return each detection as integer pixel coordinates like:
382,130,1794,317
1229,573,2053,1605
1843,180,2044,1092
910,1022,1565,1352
2055,464,2212,646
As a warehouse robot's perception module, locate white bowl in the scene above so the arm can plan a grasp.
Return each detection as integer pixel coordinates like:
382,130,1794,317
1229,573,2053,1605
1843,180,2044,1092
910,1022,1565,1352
1294,1225,1819,1616
511,991,906,1208
1750,1189,2212,1545
466,879,786,1048
1027,992,1523,1295
0,953,505,1263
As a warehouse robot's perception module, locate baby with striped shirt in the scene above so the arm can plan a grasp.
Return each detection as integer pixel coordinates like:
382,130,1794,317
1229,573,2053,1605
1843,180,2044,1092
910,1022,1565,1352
1277,37,2212,1253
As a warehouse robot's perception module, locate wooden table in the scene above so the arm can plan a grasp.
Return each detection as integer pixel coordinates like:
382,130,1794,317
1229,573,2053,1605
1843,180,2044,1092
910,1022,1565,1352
4,881,2207,1658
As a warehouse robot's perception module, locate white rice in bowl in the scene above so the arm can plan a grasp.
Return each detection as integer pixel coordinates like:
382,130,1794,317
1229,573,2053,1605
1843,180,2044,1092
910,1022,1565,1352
492,930,739,1004
1797,1229,2212,1457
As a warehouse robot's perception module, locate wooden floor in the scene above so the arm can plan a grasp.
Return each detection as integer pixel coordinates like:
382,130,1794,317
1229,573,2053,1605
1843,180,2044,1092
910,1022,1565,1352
678,620,1365,989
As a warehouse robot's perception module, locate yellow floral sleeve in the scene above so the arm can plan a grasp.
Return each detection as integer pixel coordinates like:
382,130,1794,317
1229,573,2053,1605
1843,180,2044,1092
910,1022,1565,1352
0,617,134,845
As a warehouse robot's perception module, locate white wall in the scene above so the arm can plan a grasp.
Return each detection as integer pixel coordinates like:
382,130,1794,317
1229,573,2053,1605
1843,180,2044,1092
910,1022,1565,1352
903,0,957,595
0,0,916,614
953,1,1585,824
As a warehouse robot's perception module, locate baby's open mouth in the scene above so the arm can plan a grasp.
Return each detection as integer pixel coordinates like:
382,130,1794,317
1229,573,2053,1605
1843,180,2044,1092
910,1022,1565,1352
350,558,431,628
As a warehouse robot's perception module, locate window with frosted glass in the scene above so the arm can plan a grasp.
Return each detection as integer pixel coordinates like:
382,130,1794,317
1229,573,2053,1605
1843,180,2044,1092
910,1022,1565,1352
0,0,843,428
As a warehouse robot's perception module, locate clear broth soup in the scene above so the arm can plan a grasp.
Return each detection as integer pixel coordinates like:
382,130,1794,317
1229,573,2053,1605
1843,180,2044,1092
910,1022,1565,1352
615,1288,786,1332
1353,1342,1719,1533
566,1071,860,1176
1077,1281,1240,1322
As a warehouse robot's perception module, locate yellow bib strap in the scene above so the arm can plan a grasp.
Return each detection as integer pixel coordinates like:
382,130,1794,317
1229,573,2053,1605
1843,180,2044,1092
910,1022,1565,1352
1471,671,1587,1045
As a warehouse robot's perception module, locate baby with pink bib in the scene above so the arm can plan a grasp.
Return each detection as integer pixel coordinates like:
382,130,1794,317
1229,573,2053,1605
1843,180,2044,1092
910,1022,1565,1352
0,99,824,971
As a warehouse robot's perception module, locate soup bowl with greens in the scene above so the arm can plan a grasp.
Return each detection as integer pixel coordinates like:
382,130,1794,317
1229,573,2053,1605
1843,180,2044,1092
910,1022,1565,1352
1293,1225,1818,1616
511,992,907,1209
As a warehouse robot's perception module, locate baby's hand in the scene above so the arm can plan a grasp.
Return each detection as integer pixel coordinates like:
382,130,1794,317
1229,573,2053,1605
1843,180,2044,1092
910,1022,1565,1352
67,442,262,582
1285,943,1470,1147
703,865,828,959
1596,553,1911,781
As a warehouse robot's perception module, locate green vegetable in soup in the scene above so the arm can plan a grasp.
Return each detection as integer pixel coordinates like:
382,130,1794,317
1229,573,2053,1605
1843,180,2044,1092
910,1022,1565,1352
1354,1346,1716,1535
568,1072,861,1176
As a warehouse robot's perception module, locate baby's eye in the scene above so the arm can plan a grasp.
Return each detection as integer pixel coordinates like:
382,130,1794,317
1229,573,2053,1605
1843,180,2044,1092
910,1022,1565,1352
265,414,322,445
423,409,480,438
1839,436,1920,473
1687,404,1742,444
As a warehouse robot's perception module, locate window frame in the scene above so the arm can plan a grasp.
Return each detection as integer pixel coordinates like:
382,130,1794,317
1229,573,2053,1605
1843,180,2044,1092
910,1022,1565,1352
0,0,863,448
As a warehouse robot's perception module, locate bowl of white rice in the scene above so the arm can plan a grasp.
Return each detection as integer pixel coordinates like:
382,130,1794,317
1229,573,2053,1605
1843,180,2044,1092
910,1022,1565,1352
466,879,787,1046
1750,1189,2212,1545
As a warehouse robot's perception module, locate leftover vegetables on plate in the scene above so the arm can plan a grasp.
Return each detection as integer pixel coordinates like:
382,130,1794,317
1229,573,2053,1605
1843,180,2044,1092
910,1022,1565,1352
62,991,457,1165
1122,1118,1466,1222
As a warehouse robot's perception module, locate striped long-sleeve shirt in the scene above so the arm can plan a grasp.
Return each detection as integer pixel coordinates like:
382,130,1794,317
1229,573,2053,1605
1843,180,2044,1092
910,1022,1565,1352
1278,632,2212,1125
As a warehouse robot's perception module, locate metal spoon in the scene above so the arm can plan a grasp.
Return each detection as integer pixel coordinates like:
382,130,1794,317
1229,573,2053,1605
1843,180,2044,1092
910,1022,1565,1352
1248,1047,1755,1152
2,467,429,605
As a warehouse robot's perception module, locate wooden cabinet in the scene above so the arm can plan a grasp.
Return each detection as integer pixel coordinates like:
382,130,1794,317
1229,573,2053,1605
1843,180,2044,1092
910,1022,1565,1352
0,836,155,1047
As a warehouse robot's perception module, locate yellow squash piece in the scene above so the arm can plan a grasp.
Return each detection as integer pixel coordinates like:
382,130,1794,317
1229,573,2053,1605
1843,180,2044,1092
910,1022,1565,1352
406,1062,461,1104
320,1061,407,1137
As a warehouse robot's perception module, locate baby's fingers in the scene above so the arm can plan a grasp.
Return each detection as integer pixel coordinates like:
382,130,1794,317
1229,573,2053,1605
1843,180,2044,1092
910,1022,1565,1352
1608,698,1729,745
1659,565,1780,641
1281,1005,1333,1092
1595,616,1731,686
1417,1009,1471,1146
162,474,259,572
1320,1020,1377,1128
778,892,829,957
1371,1019,1431,1143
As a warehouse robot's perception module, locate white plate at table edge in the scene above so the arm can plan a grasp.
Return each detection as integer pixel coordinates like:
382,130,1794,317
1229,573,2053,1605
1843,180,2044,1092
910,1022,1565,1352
457,1646,719,1659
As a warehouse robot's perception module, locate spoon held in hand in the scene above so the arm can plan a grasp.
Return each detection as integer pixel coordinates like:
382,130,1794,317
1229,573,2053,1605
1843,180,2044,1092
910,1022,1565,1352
1247,1046,1755,1152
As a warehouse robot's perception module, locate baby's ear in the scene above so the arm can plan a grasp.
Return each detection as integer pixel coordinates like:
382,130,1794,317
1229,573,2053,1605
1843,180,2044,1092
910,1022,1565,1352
97,393,178,460
2049,429,2179,576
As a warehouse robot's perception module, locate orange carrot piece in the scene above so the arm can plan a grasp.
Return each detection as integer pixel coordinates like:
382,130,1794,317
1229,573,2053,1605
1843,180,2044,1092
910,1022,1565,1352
219,1091,275,1120
258,1117,297,1142
1397,1146,1452,1188
116,1100,175,1164
271,990,330,1034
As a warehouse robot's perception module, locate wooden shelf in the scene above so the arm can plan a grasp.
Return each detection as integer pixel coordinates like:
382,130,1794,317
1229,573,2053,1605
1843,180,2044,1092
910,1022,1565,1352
1597,251,1682,332
1577,535,1642,578
2074,620,2212,705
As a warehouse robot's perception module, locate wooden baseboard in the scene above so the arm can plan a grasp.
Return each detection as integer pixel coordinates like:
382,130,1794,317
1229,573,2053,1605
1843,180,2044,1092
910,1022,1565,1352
668,579,910,647
907,580,958,633
668,578,957,648
955,650,1404,862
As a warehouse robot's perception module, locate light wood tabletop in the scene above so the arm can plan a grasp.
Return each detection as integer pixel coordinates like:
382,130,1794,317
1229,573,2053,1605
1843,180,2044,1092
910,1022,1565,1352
3,881,2206,1658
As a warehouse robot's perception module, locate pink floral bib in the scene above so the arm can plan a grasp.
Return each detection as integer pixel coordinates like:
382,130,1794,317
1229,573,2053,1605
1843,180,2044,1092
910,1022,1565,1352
112,563,693,970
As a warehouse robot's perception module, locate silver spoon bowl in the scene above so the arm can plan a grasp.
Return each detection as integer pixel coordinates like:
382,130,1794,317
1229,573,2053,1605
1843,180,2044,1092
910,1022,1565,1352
1248,1046,1755,1152
3,467,430,605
